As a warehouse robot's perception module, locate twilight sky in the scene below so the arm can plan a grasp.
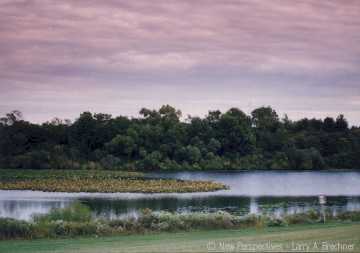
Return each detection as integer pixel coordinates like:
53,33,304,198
1,0,360,124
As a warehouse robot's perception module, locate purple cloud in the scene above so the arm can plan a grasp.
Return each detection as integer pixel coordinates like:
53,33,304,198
0,0,359,123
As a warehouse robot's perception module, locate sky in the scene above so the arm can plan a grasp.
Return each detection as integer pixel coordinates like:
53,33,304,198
0,0,360,124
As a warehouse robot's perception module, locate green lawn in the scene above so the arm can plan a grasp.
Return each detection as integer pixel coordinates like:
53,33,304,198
1,223,359,253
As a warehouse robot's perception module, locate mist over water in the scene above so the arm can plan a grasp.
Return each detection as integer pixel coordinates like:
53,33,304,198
152,171,360,196
1,171,360,220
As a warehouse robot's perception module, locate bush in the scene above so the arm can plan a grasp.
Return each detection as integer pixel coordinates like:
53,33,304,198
108,219,125,229
336,211,360,221
95,222,113,235
158,212,185,231
32,222,57,238
81,161,103,170
34,202,92,223
0,218,33,240
208,211,234,229
63,222,97,237
266,217,287,227
32,220,98,238
284,212,317,225
3,206,360,240
100,155,122,170
12,150,51,170
138,208,158,229
232,214,259,228
168,211,235,231
307,209,320,220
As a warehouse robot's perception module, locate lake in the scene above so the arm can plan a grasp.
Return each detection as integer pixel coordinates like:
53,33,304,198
1,171,360,220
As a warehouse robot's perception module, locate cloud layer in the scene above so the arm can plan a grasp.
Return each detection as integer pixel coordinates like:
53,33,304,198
0,0,359,123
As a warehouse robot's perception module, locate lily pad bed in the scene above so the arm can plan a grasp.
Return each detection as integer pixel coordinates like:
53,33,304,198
0,169,228,193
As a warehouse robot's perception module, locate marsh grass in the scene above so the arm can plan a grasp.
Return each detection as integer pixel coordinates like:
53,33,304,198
1,203,360,240
33,203,92,223
0,178,227,193
0,169,227,193
0,218,33,240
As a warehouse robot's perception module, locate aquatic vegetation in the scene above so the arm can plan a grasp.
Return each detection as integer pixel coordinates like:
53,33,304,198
0,169,227,193
0,178,227,193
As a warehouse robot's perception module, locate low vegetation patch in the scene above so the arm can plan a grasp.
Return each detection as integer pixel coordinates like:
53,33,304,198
1,203,360,240
0,169,144,181
0,169,227,193
0,178,227,193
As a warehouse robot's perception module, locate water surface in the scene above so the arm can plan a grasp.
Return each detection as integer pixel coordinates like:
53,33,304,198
1,171,359,220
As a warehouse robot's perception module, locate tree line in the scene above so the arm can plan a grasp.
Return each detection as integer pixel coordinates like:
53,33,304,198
0,105,359,171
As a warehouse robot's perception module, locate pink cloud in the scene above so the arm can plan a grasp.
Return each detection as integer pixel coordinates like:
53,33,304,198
0,0,359,123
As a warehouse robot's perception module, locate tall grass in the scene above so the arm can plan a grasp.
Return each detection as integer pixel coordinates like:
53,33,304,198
33,202,92,223
1,203,360,240
0,218,33,240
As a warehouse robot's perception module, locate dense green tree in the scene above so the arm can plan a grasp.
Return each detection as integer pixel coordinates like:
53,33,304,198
0,106,358,171
208,138,221,154
142,151,163,170
106,135,136,158
323,117,336,132
336,114,348,131
185,145,202,163
0,110,23,126
217,108,254,157
251,107,279,129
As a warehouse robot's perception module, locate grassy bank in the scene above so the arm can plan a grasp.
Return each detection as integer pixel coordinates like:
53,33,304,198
0,223,359,253
0,169,227,193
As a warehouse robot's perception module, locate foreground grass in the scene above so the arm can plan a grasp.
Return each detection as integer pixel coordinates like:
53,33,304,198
0,169,227,193
0,223,359,253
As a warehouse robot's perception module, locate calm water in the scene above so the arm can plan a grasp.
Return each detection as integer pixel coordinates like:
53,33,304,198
1,171,360,220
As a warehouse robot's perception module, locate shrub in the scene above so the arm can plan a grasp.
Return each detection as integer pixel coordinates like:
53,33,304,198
306,209,317,219
63,222,97,237
121,217,140,232
33,221,98,238
159,213,185,231
266,217,287,227
336,211,360,221
0,218,33,240
81,161,103,170
100,155,122,170
31,221,56,238
254,216,268,229
95,222,113,235
12,150,51,170
138,208,158,229
284,213,316,225
34,202,92,223
232,214,259,228
108,219,125,229
3,206,360,240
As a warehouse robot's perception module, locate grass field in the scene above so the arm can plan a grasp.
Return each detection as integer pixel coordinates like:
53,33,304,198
0,222,359,253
